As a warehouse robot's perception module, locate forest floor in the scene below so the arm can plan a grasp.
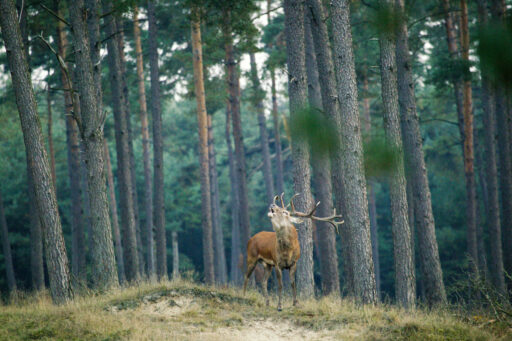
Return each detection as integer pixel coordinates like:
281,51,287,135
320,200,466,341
0,279,510,340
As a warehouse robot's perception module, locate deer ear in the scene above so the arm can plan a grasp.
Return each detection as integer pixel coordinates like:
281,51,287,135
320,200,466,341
290,216,303,224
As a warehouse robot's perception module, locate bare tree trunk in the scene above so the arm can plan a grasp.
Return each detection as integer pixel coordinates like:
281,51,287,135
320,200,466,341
360,69,381,297
0,0,73,303
249,52,275,205
395,0,446,305
172,231,179,279
47,86,56,189
226,101,242,286
27,167,44,290
0,190,16,292
476,0,497,286
147,0,168,280
104,139,126,284
304,9,340,296
55,2,86,284
223,11,251,258
378,16,416,308
330,0,377,304
283,0,315,297
133,6,155,279
191,10,215,285
116,24,145,278
68,0,118,290
208,115,228,285
489,0,510,294
103,4,140,282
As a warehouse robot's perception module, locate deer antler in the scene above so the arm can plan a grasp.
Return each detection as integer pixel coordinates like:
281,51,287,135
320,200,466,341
279,192,285,208
289,193,344,234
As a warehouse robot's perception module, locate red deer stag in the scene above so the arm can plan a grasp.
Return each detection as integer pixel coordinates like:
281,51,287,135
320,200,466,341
243,193,343,311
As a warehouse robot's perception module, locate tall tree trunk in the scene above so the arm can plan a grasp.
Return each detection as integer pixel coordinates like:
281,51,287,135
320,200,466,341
133,6,155,279
442,0,479,276
103,4,140,282
68,0,118,290
55,2,86,284
208,115,228,285
47,86,56,189
223,10,251,259
489,0,509,294
378,16,416,308
147,0,168,280
249,52,275,205
191,11,215,284
304,8,340,296
27,167,44,290
116,24,145,278
330,0,377,303
104,139,126,284
226,100,242,286
0,191,16,292
283,0,315,297
476,0,499,287
395,0,446,305
172,231,179,279
0,0,73,303
361,69,381,296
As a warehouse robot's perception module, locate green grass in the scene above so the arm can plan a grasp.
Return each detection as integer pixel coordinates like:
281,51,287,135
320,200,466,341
0,280,510,340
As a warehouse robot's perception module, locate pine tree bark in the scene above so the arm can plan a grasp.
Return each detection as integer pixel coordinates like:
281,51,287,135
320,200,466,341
104,139,126,284
304,9,340,296
395,0,446,304
133,6,155,279
226,101,242,286
477,0,502,289
249,52,275,205
378,17,415,308
27,168,44,290
0,0,73,303
47,88,57,189
147,0,168,280
223,10,251,257
116,25,145,277
283,0,315,297
68,0,118,290
0,190,16,292
55,4,86,284
103,4,140,282
172,231,179,279
361,69,381,296
330,0,377,303
208,115,228,284
191,11,215,284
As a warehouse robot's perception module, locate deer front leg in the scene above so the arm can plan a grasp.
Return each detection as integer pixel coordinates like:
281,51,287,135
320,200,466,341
262,264,272,306
275,266,283,311
290,263,298,306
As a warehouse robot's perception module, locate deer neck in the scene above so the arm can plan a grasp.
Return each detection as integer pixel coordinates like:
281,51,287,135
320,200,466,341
275,223,295,250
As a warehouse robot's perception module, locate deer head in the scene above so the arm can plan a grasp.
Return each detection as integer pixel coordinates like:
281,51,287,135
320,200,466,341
268,193,344,233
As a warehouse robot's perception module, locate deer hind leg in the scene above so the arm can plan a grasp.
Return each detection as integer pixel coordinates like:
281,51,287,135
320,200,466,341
262,264,273,306
275,266,283,311
243,258,258,295
290,263,298,306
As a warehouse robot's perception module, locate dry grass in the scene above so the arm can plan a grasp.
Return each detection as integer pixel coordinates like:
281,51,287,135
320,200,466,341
0,279,510,340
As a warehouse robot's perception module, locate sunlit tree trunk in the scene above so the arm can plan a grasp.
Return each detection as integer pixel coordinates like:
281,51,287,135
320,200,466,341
1,0,73,303
133,6,155,279
378,13,415,308
191,10,215,284
47,87,56,189
68,0,118,290
330,0,377,303
27,168,44,290
172,231,179,279
147,0,168,280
